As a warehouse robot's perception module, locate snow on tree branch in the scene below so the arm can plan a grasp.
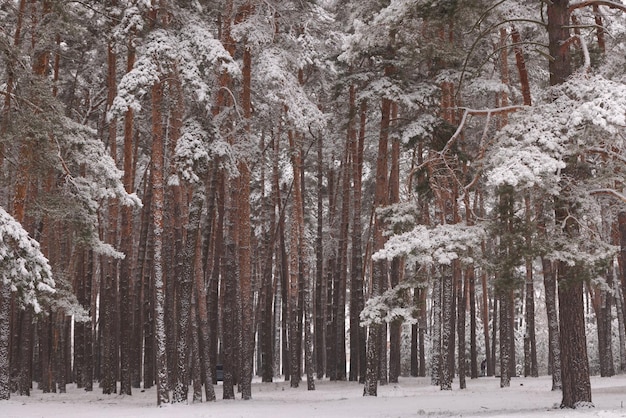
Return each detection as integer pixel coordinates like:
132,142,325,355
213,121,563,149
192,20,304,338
108,23,239,120
373,223,485,266
256,48,327,133
0,207,54,314
360,282,421,326
487,74,626,190
174,118,239,184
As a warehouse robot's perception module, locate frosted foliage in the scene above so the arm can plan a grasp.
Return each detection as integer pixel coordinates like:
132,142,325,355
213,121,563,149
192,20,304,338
548,233,617,268
61,118,139,259
487,75,626,190
64,118,141,208
175,120,210,184
231,11,275,46
339,0,415,63
109,24,238,119
112,5,149,41
0,207,54,314
177,22,240,99
402,114,438,144
361,78,438,109
373,223,485,266
257,48,327,132
361,282,421,326
44,273,89,322
109,56,159,117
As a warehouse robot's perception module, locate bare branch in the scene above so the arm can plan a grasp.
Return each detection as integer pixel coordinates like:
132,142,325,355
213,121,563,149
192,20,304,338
454,105,528,115
589,188,626,203
569,0,626,13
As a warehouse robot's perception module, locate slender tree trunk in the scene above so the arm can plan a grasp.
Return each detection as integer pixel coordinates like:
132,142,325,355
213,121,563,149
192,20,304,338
238,10,254,398
119,33,137,396
150,76,169,406
208,170,224,384
618,212,626,370
614,283,626,372
0,275,10,400
141,185,155,389
431,272,442,386
491,295,498,376
191,300,203,403
499,288,513,388
350,98,367,383
335,140,350,382
457,268,467,389
364,84,391,396
172,190,202,403
193,201,216,401
315,124,326,380
388,104,401,384
523,197,538,378
542,257,562,390
440,266,454,391
325,166,336,381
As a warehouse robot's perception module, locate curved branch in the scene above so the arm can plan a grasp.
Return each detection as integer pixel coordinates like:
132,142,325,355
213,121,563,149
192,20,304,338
589,188,626,203
569,0,626,13
466,0,509,34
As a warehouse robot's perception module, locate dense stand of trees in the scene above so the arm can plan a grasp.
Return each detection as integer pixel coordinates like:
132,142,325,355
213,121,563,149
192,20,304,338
1,0,626,410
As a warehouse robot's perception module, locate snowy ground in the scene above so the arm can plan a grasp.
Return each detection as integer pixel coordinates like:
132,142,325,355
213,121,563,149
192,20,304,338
3,374,626,418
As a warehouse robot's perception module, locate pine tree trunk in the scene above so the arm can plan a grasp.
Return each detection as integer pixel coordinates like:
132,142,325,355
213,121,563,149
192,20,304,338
118,34,137,395
172,190,201,403
288,127,306,388
238,19,254,399
499,288,512,388
315,127,326,379
431,272,442,386
592,269,615,377
222,188,238,399
208,170,224,384
304,257,316,391
0,276,10,400
350,98,366,383
192,202,216,401
190,301,203,403
458,269,467,389
542,257,561,390
150,76,170,406
440,266,454,391
388,110,401,384
325,166,336,380
468,264,478,379
618,212,626,371
558,264,591,407
548,2,591,405
140,185,155,389
614,284,626,372
335,142,350,382
490,295,498,376
364,86,391,396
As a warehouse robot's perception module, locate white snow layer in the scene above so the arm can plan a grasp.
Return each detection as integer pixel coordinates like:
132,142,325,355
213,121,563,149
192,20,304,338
3,374,626,417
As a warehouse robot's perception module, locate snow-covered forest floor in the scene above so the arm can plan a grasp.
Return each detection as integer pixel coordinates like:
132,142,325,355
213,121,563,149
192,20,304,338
4,374,626,418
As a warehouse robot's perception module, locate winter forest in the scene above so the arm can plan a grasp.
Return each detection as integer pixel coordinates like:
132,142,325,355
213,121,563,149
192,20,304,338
1,0,626,414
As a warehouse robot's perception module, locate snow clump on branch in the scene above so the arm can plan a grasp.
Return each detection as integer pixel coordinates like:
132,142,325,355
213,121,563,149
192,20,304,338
0,207,54,314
